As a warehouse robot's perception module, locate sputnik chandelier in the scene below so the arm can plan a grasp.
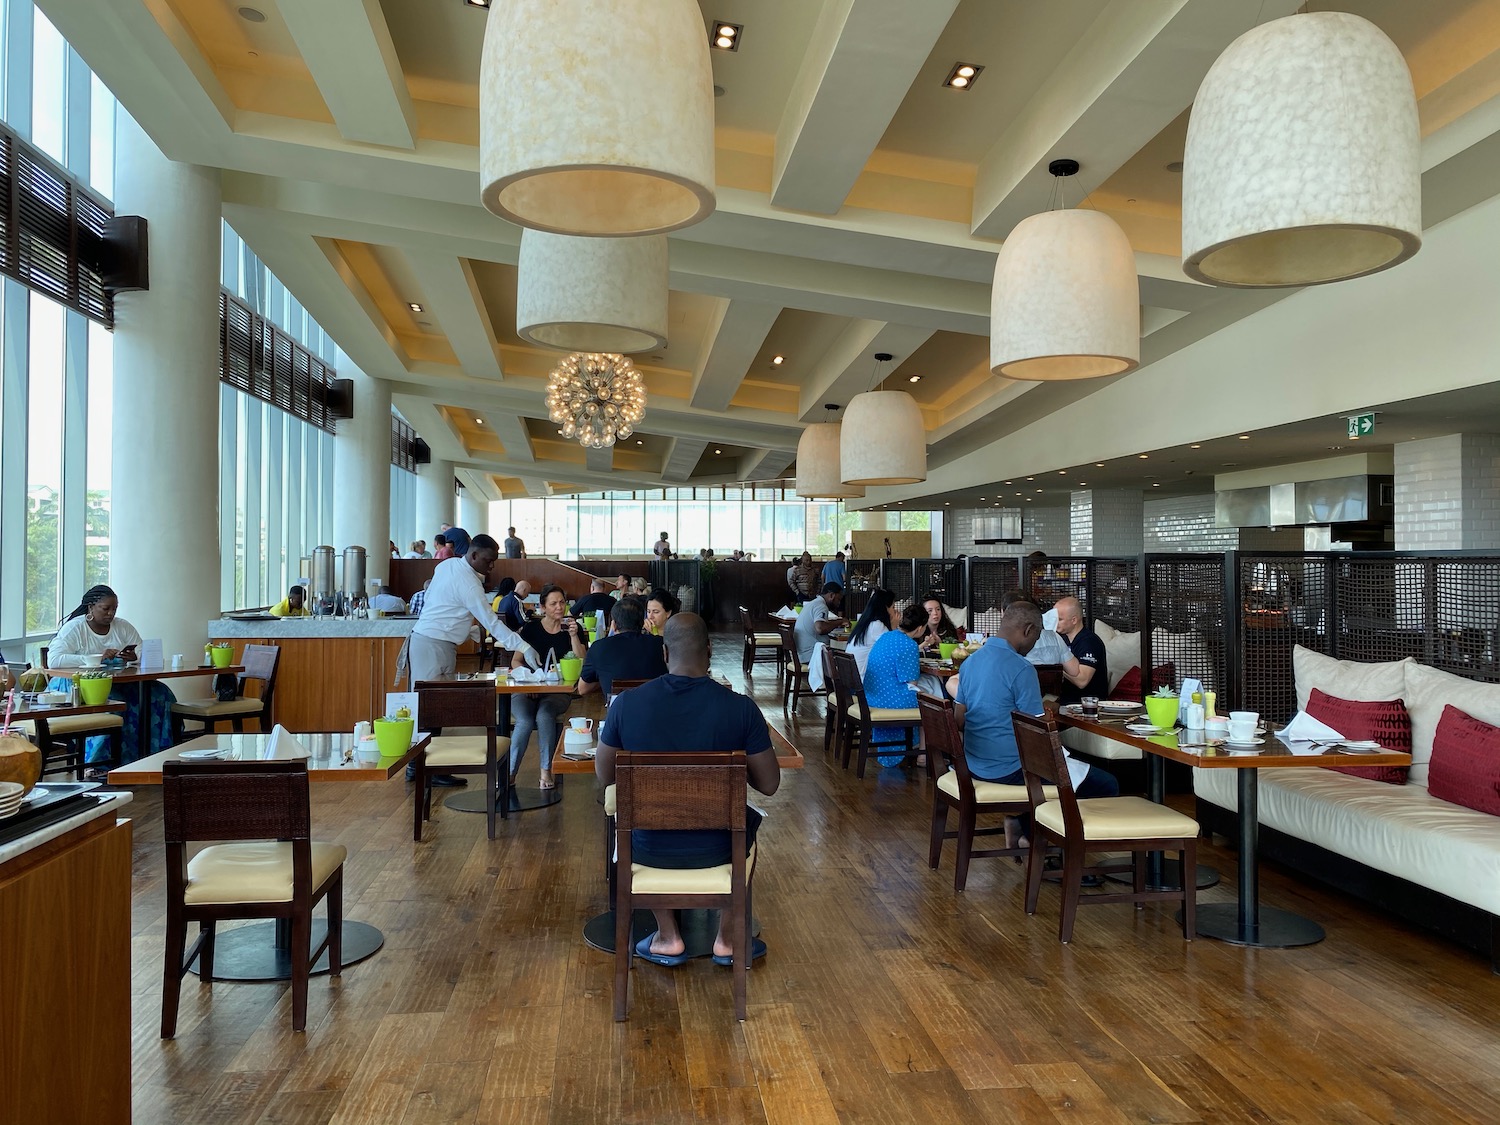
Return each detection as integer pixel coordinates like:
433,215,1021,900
545,352,647,450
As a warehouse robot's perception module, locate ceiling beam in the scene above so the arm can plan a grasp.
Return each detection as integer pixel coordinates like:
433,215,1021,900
771,0,961,215
486,413,536,464
970,0,1304,240
797,321,935,420
516,476,554,499
739,448,796,484
585,446,615,476
661,438,710,484
404,252,505,380
690,299,781,412
274,0,417,150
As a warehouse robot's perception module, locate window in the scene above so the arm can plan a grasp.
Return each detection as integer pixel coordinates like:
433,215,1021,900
84,318,109,587
24,291,63,632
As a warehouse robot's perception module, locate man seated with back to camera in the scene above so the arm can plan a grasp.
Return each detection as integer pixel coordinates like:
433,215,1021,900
947,601,1118,850
596,613,780,966
577,595,667,698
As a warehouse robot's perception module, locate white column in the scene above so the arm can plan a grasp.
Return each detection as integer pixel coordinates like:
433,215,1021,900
110,114,222,658
458,489,486,538
414,457,455,545
331,353,392,582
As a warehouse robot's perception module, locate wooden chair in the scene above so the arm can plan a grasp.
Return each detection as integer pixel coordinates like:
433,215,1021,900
918,693,1040,892
30,649,123,777
612,750,753,1021
1012,710,1199,943
740,606,782,675
829,649,919,779
773,621,811,711
413,679,510,840
820,646,840,756
171,643,281,739
160,759,344,1037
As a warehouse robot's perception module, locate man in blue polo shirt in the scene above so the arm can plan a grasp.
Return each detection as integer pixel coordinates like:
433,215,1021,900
577,596,666,697
597,613,780,967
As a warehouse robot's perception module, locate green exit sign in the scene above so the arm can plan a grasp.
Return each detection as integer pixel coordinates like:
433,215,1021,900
1347,412,1376,439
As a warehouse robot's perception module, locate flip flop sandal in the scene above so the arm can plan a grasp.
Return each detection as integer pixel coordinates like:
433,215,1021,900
712,936,767,967
634,932,691,967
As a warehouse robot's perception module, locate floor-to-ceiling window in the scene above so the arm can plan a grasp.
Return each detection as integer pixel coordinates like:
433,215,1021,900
0,1,117,646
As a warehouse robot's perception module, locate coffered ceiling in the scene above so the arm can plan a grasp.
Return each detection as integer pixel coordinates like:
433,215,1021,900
43,0,1500,507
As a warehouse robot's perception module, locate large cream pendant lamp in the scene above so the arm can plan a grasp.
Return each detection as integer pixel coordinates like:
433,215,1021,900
517,231,668,354
841,355,927,486
1182,11,1421,288
796,407,865,499
479,0,716,237
990,160,1139,381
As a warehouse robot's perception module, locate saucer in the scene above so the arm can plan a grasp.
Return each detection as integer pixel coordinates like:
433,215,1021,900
1223,737,1264,748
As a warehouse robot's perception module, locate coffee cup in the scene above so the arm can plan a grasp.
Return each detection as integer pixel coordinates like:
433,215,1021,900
1229,711,1259,726
1206,717,1230,739
569,717,593,733
1227,720,1257,743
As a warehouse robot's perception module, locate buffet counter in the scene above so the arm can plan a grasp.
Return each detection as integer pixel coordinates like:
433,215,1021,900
208,617,475,733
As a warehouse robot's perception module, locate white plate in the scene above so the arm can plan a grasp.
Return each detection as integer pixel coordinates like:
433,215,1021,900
178,748,226,762
1339,740,1382,750
1099,701,1142,713
1125,722,1162,734
1223,737,1265,748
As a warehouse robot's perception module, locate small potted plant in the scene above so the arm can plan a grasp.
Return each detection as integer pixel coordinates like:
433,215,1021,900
76,669,115,706
373,712,414,757
1143,684,1180,730
207,641,235,669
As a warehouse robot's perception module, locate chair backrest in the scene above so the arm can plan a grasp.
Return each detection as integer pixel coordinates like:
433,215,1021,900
820,644,838,694
739,606,756,640
416,679,497,729
162,759,311,845
1033,663,1066,699
238,643,281,707
611,678,648,694
1011,710,1081,834
828,649,868,720
917,691,972,788
613,750,747,835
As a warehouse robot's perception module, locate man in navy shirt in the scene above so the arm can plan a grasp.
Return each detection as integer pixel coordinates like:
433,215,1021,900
597,613,780,966
577,596,666,697
1053,596,1108,706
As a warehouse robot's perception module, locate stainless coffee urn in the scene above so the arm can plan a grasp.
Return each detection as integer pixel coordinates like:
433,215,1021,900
310,546,337,615
341,546,368,614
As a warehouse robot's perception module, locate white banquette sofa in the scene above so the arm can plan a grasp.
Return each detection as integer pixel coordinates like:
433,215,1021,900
1194,646,1500,963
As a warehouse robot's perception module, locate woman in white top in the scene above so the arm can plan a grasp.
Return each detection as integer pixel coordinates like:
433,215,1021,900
845,588,898,677
48,584,170,767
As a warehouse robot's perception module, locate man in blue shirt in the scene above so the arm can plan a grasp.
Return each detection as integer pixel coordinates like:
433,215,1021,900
821,551,847,588
598,613,779,967
577,596,666,697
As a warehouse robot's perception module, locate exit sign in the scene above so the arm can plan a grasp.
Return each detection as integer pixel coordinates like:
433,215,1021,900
1347,412,1376,439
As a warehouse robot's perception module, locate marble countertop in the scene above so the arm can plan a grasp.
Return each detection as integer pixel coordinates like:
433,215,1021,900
210,617,416,638
0,790,134,866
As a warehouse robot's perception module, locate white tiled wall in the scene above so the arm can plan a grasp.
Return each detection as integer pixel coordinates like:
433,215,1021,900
1396,434,1500,550
1143,494,1239,553
1072,489,1144,555
947,506,1069,556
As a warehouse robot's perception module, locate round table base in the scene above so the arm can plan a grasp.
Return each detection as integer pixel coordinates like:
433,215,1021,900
188,920,384,982
582,909,760,957
1107,861,1221,892
1187,903,1325,948
445,784,561,815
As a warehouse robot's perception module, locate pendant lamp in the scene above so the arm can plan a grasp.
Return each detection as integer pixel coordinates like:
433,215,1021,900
795,405,865,499
517,231,668,354
479,0,716,237
1182,11,1420,288
841,354,927,486
990,159,1139,381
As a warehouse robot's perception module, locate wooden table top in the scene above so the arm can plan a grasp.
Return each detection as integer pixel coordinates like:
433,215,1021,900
41,664,243,683
549,721,806,775
106,731,433,784
3,697,127,723
1056,710,1412,770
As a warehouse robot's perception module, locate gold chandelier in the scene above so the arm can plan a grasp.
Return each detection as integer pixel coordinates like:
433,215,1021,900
545,352,647,450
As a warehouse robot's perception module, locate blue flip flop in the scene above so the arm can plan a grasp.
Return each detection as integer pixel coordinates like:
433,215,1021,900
634,932,692,967
712,937,767,967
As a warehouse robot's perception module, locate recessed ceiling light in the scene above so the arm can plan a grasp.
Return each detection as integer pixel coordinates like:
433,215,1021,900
1003,481,1012,485
1026,477,1034,481
1095,462,1104,467
1238,434,1251,440
1138,454,1149,459
979,496,985,501
636,439,643,445
711,20,742,51
1058,470,1067,475
475,417,483,424
943,62,983,90
771,354,784,366
1189,444,1201,449
1153,482,1161,487
464,0,490,7
407,301,423,313
1079,482,1086,486
714,448,722,454
1166,160,1184,173
944,501,950,505
1035,489,1043,493
908,374,921,383
238,6,266,21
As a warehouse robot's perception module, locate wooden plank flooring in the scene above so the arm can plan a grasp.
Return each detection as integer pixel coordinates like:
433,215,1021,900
122,644,1500,1124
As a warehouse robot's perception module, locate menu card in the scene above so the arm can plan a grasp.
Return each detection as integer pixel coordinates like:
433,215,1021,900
138,638,164,670
385,691,419,728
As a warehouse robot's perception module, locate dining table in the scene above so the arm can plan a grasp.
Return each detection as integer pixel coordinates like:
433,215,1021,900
3,696,129,772
42,662,244,761
107,730,431,981
417,671,578,814
1055,707,1411,948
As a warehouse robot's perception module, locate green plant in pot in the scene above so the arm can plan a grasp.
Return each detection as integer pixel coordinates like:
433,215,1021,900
558,654,583,686
373,714,414,757
76,669,114,706
208,640,235,669
1143,685,1180,730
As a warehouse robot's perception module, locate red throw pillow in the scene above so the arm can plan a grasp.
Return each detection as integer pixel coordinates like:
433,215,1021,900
1305,687,1411,785
1428,705,1500,816
1112,662,1176,703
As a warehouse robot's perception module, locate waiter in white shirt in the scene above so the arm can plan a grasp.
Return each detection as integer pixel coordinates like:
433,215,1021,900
406,534,539,684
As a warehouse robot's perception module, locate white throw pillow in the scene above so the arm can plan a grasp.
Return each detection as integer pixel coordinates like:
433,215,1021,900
1093,619,1118,643
943,603,967,632
1102,631,1141,693
1292,646,1409,711
1402,661,1500,787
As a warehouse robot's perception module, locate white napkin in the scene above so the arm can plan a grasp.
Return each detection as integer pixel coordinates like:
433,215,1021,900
264,723,310,761
1275,710,1345,742
776,606,794,618
809,643,827,692
1063,751,1090,788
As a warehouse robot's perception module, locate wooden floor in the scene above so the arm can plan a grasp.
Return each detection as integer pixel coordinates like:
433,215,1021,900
122,642,1500,1124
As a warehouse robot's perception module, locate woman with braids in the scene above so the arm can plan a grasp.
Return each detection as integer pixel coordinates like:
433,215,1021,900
48,584,176,765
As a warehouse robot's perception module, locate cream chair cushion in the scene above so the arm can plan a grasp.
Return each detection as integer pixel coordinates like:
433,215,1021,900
631,843,757,895
424,734,510,769
184,841,346,905
936,771,1058,804
41,714,125,735
847,705,921,722
752,633,782,646
171,697,264,718
1034,796,1198,841
603,783,616,816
